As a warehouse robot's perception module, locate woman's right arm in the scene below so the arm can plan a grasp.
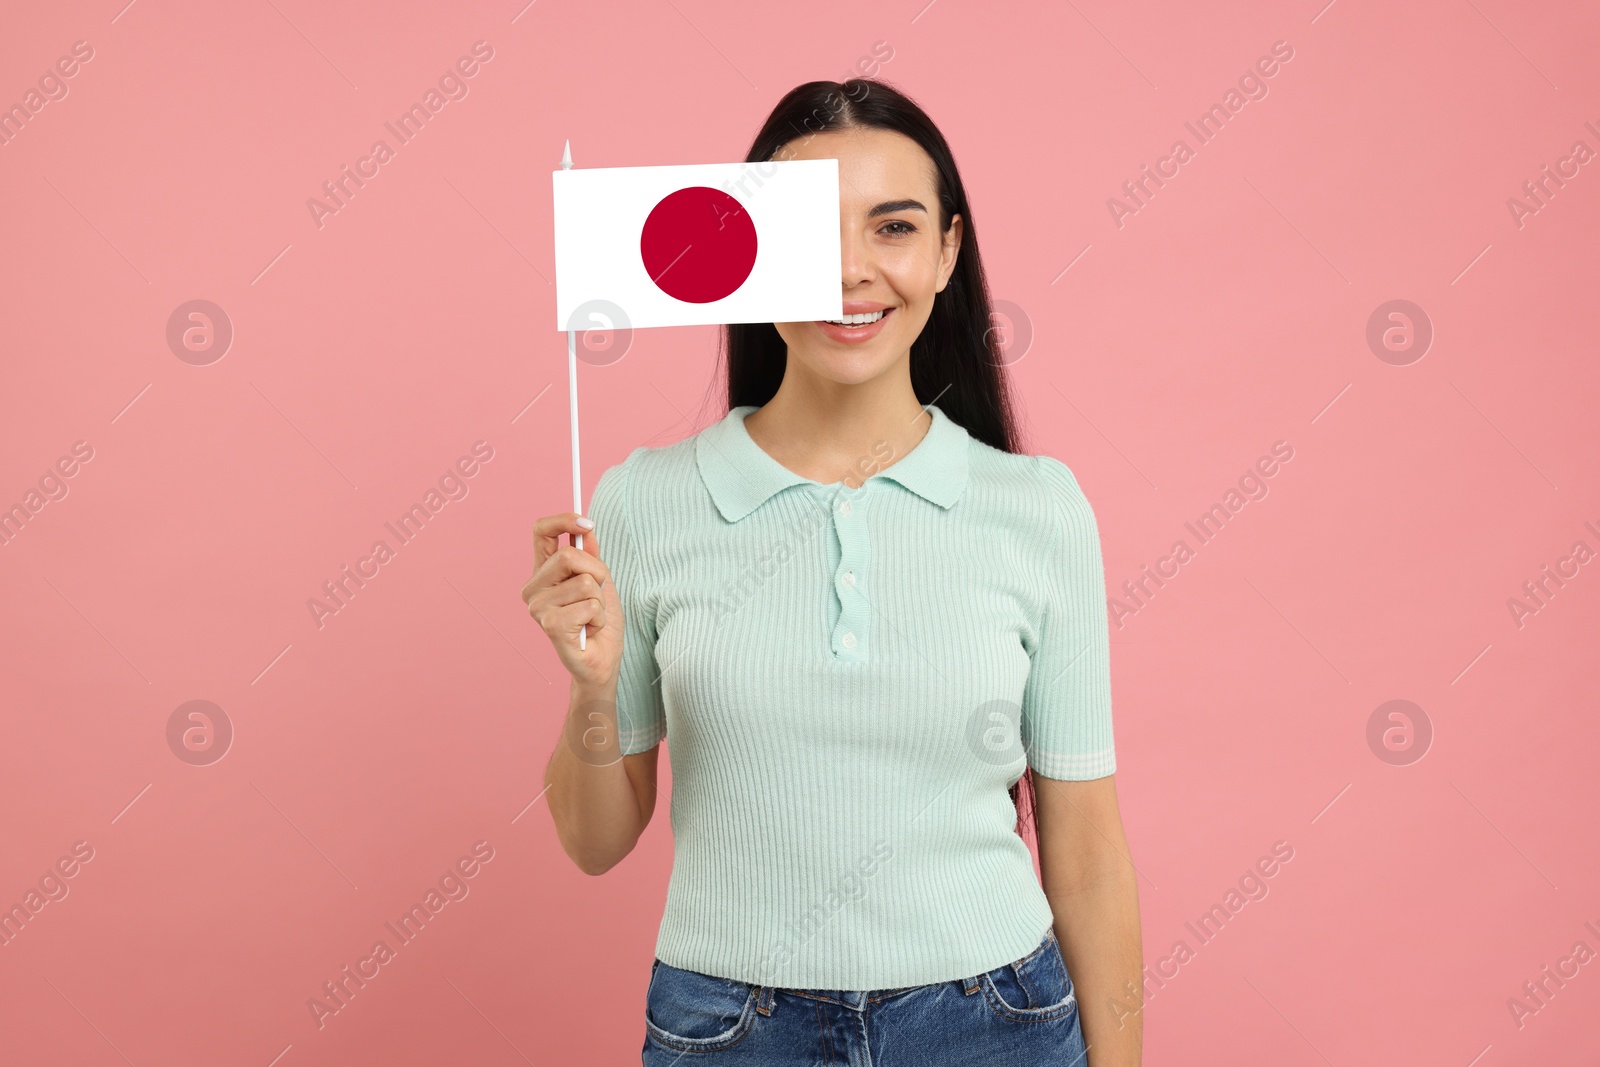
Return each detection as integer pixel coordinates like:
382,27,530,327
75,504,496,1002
521,512,658,876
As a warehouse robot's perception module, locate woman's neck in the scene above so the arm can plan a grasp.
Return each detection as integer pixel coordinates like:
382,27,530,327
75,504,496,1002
742,371,932,486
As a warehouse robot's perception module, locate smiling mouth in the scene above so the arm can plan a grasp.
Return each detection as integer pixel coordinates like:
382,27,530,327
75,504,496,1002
820,309,889,328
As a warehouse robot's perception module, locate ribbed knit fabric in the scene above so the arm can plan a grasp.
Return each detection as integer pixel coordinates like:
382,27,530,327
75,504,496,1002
583,402,1116,990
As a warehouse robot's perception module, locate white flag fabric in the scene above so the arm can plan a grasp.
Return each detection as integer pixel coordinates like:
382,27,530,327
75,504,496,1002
552,158,842,331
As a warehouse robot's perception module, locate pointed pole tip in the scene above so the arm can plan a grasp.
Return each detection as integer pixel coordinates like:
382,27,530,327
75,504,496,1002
559,139,573,170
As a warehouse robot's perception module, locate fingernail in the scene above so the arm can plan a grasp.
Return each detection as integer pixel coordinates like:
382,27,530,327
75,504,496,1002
576,516,594,530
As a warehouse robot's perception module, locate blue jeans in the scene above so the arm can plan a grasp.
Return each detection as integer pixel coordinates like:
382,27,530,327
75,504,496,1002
641,927,1087,1065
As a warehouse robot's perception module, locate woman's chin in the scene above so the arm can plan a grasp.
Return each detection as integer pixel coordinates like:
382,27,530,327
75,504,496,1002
793,348,904,386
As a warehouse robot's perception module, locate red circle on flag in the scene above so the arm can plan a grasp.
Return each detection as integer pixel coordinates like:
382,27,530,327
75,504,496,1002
640,187,758,303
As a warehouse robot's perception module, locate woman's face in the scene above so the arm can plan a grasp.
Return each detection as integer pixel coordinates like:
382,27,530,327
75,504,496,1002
772,126,963,388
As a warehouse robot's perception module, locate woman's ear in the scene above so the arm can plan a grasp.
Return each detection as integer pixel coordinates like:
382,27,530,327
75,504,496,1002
935,214,964,293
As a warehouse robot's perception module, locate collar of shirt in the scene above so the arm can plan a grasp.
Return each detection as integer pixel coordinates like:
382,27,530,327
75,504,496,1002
695,403,971,523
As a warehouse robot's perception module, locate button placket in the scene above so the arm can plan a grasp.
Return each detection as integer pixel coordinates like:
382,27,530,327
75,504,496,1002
831,485,871,660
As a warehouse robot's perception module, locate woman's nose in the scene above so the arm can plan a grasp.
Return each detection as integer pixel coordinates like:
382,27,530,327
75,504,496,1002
840,224,874,286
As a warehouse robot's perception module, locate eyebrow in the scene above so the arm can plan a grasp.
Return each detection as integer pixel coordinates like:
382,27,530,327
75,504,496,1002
867,199,928,218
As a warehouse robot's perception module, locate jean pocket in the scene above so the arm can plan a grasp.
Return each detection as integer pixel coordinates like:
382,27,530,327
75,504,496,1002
979,929,1078,1023
644,959,759,1052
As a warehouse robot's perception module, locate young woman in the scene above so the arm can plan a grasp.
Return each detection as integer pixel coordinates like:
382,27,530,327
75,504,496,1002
526,78,1142,1065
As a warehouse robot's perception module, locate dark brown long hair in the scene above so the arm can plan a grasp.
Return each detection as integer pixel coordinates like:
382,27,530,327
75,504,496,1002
708,77,1041,842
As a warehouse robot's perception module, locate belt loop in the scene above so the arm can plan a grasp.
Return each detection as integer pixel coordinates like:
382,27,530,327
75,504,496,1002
962,974,980,996
756,984,776,1016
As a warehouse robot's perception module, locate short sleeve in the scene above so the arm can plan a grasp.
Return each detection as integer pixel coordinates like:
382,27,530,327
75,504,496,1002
1020,455,1116,780
585,450,667,755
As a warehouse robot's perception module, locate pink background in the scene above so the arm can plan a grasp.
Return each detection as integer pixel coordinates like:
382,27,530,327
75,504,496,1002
3,1,1598,1064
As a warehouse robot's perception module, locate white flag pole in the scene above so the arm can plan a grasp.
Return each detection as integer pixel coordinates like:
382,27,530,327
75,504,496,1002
560,139,587,651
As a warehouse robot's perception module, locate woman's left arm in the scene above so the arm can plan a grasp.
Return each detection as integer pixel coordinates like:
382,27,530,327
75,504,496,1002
1037,773,1143,1067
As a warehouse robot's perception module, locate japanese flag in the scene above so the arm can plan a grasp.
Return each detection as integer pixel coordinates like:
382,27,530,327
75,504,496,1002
552,159,842,331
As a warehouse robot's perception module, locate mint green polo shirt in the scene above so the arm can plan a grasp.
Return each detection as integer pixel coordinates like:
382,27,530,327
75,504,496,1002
585,402,1116,989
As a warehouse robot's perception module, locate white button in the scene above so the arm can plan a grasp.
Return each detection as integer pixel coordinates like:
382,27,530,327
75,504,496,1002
842,571,856,586
841,631,856,649
839,500,853,517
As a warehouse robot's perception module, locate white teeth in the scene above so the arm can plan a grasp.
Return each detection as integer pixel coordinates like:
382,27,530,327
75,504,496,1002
823,310,886,326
